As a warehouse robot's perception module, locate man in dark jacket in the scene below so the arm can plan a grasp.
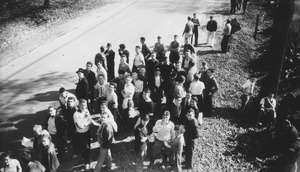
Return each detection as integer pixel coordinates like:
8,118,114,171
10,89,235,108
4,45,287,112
230,0,236,14
45,106,65,160
94,112,115,172
118,44,130,64
206,16,217,47
183,108,200,169
140,37,151,60
84,61,97,112
76,68,89,101
105,43,115,81
203,68,218,117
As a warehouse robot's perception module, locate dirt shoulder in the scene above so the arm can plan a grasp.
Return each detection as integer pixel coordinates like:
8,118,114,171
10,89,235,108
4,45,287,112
0,0,135,68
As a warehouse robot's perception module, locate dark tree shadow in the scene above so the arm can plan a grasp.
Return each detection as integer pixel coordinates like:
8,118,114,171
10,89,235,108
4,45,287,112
198,50,223,56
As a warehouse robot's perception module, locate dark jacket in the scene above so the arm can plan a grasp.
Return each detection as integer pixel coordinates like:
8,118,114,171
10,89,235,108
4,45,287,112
40,143,60,172
76,77,89,100
84,70,97,94
204,76,218,95
206,20,217,32
184,118,199,140
142,44,151,59
97,122,114,149
45,115,65,137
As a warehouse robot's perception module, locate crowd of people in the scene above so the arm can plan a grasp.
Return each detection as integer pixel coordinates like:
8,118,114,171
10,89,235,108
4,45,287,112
0,13,226,172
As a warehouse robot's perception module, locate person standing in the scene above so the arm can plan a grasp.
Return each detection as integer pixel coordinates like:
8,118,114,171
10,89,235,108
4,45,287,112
203,69,218,117
45,106,65,161
96,61,108,82
221,19,232,53
189,74,205,113
183,108,199,170
154,36,166,62
118,44,130,64
75,68,89,102
182,16,194,43
94,74,109,112
73,99,92,170
242,0,249,14
58,87,76,115
206,16,217,47
183,37,195,54
118,55,131,75
94,112,115,172
258,92,276,126
121,75,135,110
0,151,22,172
140,37,151,60
105,43,115,81
94,46,107,70
170,125,185,172
150,111,175,168
169,35,180,65
230,0,236,14
84,61,97,113
134,114,150,172
40,136,60,172
133,46,145,72
191,13,200,46
240,77,257,110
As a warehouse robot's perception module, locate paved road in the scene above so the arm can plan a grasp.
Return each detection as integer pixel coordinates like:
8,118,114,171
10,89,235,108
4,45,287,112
0,0,226,169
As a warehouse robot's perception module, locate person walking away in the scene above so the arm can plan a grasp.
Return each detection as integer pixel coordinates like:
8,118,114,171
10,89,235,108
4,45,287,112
191,13,200,46
206,16,217,47
230,0,236,14
182,17,194,43
221,19,232,53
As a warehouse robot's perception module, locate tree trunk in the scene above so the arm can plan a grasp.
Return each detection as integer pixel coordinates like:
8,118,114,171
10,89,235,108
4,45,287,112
260,0,295,97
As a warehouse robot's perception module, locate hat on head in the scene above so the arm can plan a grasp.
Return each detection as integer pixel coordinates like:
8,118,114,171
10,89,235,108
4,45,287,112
76,68,85,74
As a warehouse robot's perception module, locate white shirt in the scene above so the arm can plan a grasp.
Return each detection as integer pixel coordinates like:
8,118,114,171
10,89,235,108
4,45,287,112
241,79,255,95
97,67,108,82
189,80,205,95
107,91,118,109
155,76,161,87
94,82,109,98
153,119,175,142
123,83,135,99
187,66,198,82
73,109,92,133
133,53,145,67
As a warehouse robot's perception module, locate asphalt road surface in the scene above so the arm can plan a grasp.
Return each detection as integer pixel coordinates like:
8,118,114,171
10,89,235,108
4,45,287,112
0,0,226,170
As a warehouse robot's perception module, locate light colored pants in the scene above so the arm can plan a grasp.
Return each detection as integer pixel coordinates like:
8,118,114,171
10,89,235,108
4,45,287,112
94,145,112,172
206,31,216,46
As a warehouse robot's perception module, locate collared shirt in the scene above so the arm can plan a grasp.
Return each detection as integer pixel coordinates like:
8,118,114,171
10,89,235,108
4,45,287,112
190,80,205,95
154,43,165,54
47,117,57,135
73,109,92,133
153,119,175,142
155,76,161,88
94,82,109,98
96,67,108,82
242,79,255,95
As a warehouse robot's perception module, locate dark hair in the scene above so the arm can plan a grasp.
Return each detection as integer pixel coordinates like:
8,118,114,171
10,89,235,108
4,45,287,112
194,73,199,80
118,70,125,75
101,101,108,106
136,45,141,49
140,37,145,41
202,61,207,66
107,43,112,47
79,99,87,104
86,61,93,67
157,36,162,39
178,75,186,83
109,82,116,87
143,87,151,94
119,44,125,49
188,108,195,113
141,114,150,121
100,46,105,52
190,60,195,66
59,87,65,94
1,151,11,159
48,105,55,110
188,16,191,20
207,68,214,73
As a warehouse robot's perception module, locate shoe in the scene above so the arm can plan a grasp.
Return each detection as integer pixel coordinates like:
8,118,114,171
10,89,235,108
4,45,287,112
85,163,90,170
